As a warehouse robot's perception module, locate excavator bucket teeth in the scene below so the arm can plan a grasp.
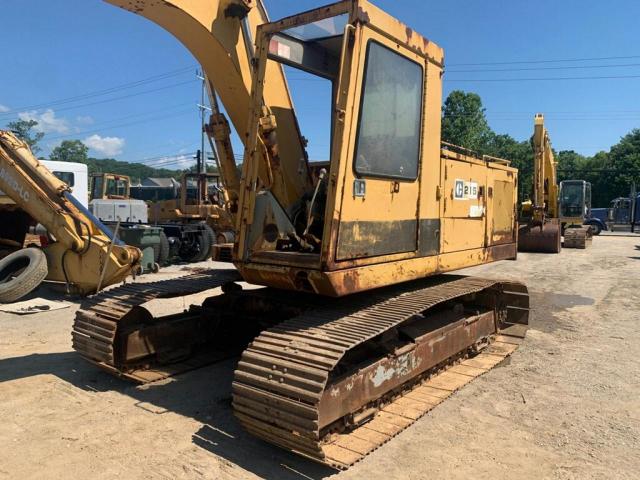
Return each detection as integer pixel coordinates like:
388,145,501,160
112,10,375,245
232,276,529,469
518,220,561,253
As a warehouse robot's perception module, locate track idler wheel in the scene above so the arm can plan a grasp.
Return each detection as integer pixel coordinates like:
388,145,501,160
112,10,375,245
518,220,561,253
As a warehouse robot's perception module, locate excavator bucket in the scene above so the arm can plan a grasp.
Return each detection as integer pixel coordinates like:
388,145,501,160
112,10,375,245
563,225,593,249
518,219,561,253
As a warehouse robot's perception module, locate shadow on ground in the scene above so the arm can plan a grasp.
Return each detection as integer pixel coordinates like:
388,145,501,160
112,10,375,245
0,287,593,479
0,350,335,480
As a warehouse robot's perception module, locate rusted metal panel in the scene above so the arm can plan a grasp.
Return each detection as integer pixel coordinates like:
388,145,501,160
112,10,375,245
317,311,496,427
418,218,440,256
336,220,417,260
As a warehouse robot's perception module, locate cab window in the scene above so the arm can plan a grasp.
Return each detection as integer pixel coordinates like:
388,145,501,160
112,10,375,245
106,178,128,197
53,171,75,187
354,41,423,180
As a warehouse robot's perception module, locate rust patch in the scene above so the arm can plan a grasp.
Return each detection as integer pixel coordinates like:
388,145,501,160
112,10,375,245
356,5,370,24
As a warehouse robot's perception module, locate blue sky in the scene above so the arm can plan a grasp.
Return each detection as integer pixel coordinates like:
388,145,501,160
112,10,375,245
1,0,639,170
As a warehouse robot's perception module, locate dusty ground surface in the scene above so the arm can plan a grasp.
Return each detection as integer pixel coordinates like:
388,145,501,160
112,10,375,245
1,237,639,480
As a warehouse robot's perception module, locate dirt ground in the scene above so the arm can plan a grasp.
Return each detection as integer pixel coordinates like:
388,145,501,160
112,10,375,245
1,236,639,480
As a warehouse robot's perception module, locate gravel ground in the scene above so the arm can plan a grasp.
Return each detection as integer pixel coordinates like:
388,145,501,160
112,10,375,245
0,237,639,480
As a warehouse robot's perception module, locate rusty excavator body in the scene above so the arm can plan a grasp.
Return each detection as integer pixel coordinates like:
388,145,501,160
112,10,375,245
70,0,530,468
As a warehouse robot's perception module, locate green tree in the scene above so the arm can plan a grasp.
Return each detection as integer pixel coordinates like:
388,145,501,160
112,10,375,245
556,150,587,183
606,129,640,201
6,119,44,153
441,90,492,153
50,140,89,163
485,133,533,202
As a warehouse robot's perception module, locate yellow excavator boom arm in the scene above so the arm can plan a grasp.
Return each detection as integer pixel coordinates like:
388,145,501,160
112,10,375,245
0,131,140,294
104,0,313,214
531,113,559,220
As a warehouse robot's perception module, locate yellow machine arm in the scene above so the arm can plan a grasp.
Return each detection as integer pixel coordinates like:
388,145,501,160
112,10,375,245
531,113,559,221
518,114,562,253
0,131,140,294
104,0,314,216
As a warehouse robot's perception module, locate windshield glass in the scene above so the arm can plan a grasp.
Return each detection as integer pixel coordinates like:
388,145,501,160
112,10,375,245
105,178,128,197
560,182,585,217
283,14,348,41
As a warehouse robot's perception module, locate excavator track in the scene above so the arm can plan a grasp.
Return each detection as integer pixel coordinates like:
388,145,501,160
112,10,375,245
233,276,528,469
563,226,593,249
72,268,241,382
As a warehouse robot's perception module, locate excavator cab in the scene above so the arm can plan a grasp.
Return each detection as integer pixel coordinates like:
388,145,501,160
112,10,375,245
559,180,593,248
90,173,131,200
182,172,223,208
559,179,591,223
236,1,451,295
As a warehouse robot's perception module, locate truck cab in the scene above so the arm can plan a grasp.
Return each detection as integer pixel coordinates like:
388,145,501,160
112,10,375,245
607,194,639,232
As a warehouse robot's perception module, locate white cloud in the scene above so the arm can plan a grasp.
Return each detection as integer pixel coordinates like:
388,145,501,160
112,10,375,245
0,104,9,113
150,154,193,169
75,115,94,126
18,109,69,134
84,134,125,157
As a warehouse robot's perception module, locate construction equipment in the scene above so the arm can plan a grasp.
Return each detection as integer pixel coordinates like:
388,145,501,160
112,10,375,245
0,130,140,299
559,179,594,248
145,171,235,245
73,0,529,469
518,114,592,251
90,173,233,265
518,114,562,252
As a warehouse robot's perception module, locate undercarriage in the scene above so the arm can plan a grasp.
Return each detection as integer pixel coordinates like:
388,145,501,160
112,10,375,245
73,270,528,467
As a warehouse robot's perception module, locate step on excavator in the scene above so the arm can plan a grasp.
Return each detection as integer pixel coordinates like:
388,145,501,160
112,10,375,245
72,0,530,468
518,114,592,252
0,131,141,301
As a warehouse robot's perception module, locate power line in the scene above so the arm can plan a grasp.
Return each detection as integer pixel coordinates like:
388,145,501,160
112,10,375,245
447,62,640,73
47,102,192,135
1,80,199,120
0,66,195,116
45,109,194,142
445,74,640,82
447,54,640,67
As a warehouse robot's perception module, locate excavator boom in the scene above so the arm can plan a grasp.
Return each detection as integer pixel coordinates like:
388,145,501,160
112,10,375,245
104,0,313,215
0,131,140,294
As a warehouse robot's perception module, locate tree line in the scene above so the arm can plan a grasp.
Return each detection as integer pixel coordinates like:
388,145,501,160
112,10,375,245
6,92,640,206
442,90,640,207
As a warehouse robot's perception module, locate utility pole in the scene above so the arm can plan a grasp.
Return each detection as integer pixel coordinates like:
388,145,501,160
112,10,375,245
631,182,637,233
196,69,212,175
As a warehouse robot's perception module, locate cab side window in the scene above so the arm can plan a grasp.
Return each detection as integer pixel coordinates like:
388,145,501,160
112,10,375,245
354,41,423,181
53,171,75,187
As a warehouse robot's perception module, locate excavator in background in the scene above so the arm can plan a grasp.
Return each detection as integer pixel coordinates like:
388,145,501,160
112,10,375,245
558,179,594,248
518,114,592,252
72,0,530,469
0,131,140,302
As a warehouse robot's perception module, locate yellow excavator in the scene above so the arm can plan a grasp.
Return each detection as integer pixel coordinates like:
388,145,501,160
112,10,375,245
72,0,530,469
0,131,141,301
519,114,592,252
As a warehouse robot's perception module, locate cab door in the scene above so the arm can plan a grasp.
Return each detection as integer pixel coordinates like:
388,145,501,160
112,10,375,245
334,27,425,262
